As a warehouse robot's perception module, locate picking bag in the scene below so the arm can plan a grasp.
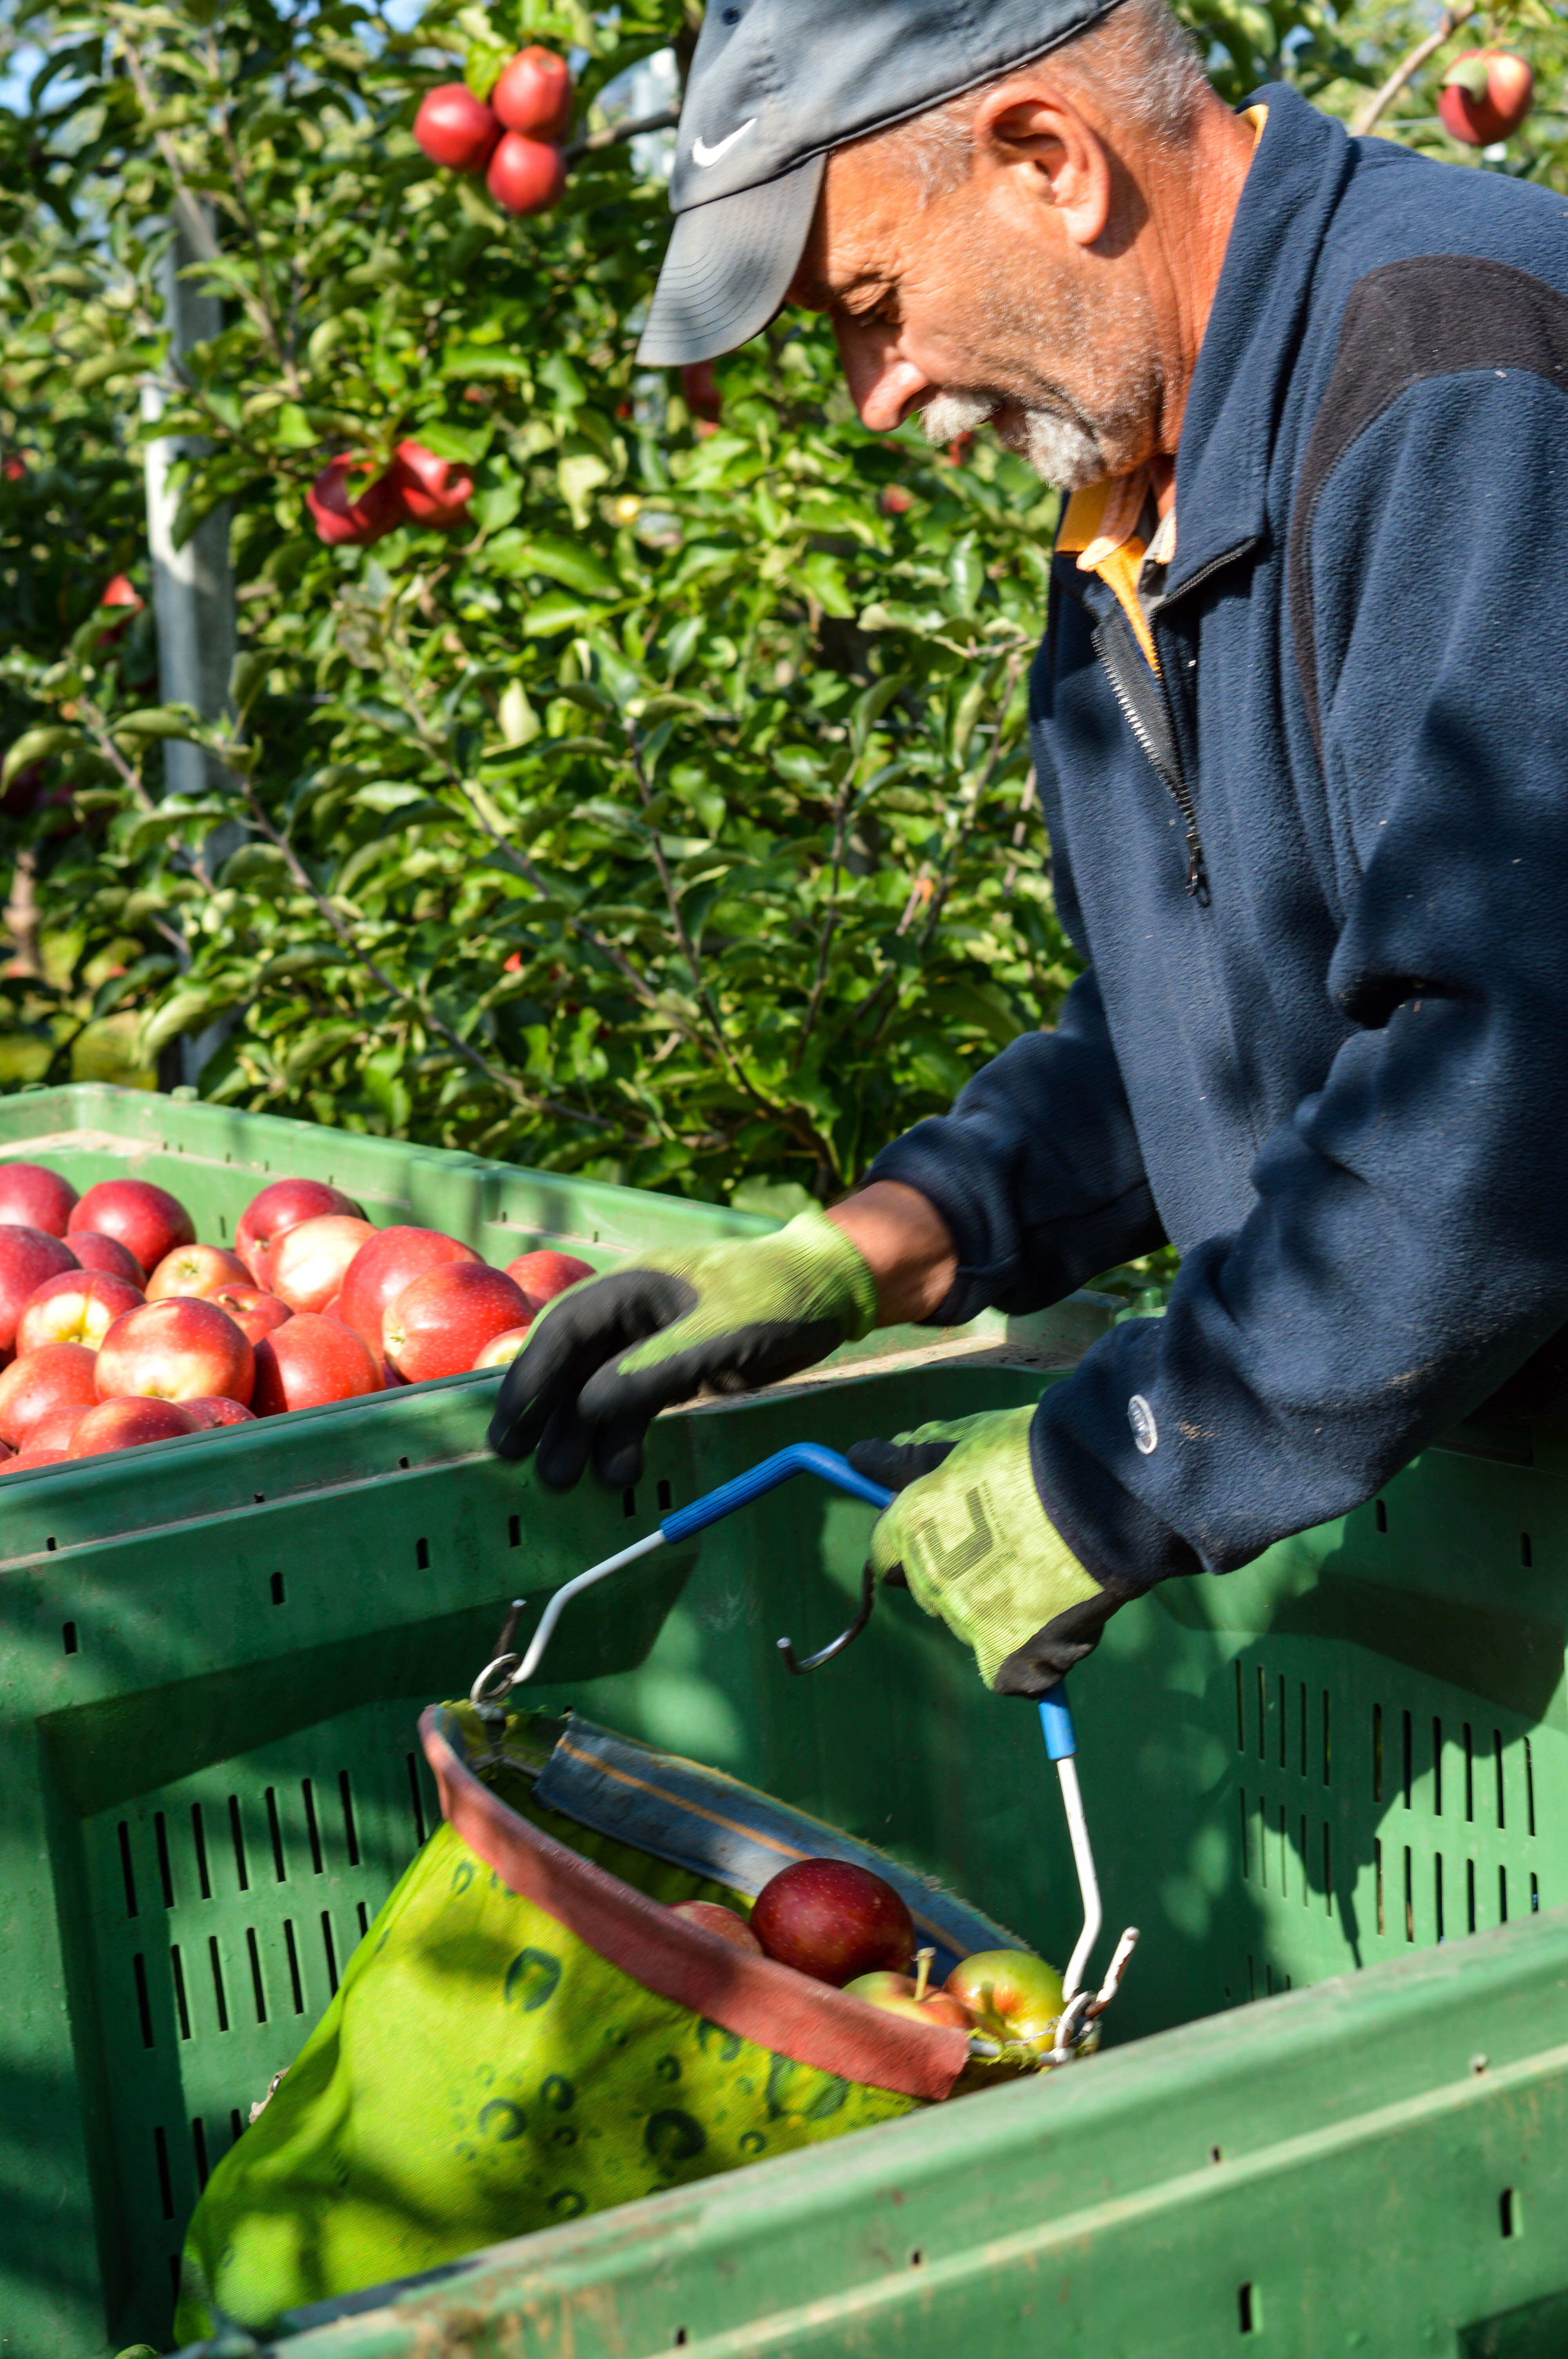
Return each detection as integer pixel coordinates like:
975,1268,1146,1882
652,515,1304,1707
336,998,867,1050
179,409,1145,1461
175,1702,1028,2339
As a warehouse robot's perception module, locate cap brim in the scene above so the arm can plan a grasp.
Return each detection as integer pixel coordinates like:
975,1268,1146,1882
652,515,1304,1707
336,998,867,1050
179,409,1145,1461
636,153,826,368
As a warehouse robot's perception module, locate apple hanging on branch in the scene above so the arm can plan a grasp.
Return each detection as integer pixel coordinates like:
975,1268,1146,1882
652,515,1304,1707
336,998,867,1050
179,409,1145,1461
412,83,503,175
1438,48,1533,144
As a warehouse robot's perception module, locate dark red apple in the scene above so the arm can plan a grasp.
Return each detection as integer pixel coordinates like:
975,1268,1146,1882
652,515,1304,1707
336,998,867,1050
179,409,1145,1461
251,1313,382,1414
69,1396,201,1456
269,1215,377,1312
1439,49,1533,143
96,1297,254,1405
16,1269,142,1354
486,132,566,216
682,361,722,425
184,1396,259,1430
0,1162,77,1236
210,1285,293,1346
491,47,572,139
0,1341,99,1448
750,1859,915,1986
386,442,473,531
670,1900,764,1954
338,1226,478,1352
0,1227,80,1351
413,83,503,173
236,1177,363,1284
383,1262,530,1381
68,1179,193,1278
305,456,403,549
68,1230,145,1285
147,1243,252,1301
503,1249,595,1313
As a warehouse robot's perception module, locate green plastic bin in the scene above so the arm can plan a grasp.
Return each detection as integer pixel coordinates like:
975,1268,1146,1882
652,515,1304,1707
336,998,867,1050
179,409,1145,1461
181,1385,1568,2359
0,1084,1109,2359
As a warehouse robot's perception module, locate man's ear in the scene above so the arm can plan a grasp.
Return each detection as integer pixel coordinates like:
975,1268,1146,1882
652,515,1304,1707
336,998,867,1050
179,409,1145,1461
971,84,1113,249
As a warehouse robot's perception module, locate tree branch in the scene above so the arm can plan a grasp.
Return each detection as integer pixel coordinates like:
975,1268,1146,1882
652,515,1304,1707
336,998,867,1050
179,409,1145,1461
563,108,678,165
1353,1,1475,136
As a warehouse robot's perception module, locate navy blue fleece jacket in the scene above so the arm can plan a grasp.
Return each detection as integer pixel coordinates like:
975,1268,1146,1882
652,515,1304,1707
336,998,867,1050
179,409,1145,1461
870,85,1568,1594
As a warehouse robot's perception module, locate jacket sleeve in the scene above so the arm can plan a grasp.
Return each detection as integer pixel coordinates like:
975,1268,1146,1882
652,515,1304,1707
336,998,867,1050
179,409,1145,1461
867,965,1167,1325
1029,363,1568,1592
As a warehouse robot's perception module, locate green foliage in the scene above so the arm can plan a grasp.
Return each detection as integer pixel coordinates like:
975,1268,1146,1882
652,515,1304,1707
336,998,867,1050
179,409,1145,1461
0,0,1563,1202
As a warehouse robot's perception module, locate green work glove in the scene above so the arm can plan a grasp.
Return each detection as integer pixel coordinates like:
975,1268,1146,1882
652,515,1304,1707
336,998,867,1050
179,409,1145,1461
848,1408,1135,1695
488,1209,879,1491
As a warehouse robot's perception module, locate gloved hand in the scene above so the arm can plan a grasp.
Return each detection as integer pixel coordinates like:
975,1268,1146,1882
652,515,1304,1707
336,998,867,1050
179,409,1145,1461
848,1407,1136,1694
488,1209,879,1490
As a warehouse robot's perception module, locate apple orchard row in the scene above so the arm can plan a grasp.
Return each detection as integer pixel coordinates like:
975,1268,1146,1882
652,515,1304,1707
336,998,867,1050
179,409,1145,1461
0,1165,593,1472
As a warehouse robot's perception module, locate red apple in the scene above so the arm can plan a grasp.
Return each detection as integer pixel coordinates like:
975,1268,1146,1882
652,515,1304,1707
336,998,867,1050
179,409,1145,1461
670,1900,764,1954
472,1323,531,1370
1,1444,67,1474
1439,48,1533,144
943,1950,1065,2045
69,1179,194,1278
491,47,572,139
842,1976,975,2030
486,133,566,216
96,1297,254,1405
0,1342,100,1447
305,456,403,549
413,82,502,173
0,1227,80,1352
184,1396,258,1430
236,1178,364,1284
100,574,142,612
503,1249,596,1313
69,1396,201,1457
251,1313,382,1414
750,1859,915,1986
269,1215,377,1313
16,1269,143,1354
338,1226,478,1352
210,1285,293,1346
682,361,722,426
147,1242,252,1301
879,485,913,517
24,1401,90,1453
386,441,473,531
383,1262,530,1382
0,1162,77,1236
69,1230,145,1285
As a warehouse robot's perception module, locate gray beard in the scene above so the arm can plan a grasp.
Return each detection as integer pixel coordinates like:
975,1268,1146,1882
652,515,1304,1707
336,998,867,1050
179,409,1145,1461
921,388,1116,494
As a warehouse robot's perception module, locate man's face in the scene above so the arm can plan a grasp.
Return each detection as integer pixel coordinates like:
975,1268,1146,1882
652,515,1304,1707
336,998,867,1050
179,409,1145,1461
787,117,1163,491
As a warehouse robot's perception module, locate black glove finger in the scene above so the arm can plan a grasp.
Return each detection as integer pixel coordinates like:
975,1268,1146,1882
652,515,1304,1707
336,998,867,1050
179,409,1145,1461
487,1269,697,1464
989,1578,1139,1697
576,1312,846,1429
845,1435,959,1494
589,1410,652,1494
533,1396,596,1492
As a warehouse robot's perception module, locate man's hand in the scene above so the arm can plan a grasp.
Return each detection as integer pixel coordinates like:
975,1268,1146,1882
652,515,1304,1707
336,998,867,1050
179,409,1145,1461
488,1209,880,1490
849,1408,1136,1693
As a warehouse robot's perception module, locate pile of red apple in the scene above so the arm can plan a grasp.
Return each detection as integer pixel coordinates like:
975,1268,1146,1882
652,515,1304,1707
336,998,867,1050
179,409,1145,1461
0,1163,592,1474
671,1858,1065,2058
413,45,572,216
307,441,475,551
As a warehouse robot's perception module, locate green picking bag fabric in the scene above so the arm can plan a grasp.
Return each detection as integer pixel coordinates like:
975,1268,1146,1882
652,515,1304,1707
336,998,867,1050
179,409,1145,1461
176,1703,1023,2341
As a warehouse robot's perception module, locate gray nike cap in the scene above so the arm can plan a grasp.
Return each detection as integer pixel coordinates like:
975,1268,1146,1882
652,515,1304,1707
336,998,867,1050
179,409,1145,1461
637,0,1123,369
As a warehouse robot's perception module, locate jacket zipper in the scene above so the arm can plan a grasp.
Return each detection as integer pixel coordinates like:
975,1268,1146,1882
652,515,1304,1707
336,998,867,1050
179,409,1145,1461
1095,636,1209,901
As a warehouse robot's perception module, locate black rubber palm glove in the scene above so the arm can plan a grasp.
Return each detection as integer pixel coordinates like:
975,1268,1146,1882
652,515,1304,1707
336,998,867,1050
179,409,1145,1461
488,1210,878,1490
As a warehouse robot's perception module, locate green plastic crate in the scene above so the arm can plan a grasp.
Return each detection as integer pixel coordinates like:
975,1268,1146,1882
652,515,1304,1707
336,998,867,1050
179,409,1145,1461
0,1085,1109,2359
178,1383,1568,2359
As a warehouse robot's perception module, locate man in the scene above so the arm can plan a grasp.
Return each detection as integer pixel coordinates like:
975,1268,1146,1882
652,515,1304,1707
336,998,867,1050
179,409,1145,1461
491,0,1568,1698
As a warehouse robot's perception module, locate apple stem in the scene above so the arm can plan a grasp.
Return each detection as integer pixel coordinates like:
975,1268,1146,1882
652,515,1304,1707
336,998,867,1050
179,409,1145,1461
914,1946,934,2003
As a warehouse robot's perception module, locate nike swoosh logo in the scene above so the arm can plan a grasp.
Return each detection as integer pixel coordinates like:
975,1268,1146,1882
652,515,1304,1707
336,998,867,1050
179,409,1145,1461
692,118,757,167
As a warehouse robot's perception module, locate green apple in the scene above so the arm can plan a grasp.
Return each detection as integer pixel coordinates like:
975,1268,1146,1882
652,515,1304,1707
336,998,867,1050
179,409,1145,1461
944,1950,1065,2045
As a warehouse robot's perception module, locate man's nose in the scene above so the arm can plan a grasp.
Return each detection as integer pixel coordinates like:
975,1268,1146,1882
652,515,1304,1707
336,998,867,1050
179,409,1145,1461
832,315,932,432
